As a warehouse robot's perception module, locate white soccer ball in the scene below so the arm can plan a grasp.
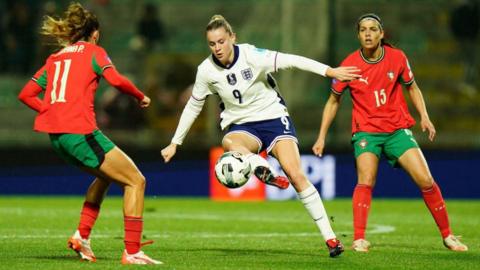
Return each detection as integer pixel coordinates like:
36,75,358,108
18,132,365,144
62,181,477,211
214,151,252,188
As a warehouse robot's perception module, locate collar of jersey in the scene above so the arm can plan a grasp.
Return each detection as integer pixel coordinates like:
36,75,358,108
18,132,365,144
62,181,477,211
212,45,239,69
359,45,385,64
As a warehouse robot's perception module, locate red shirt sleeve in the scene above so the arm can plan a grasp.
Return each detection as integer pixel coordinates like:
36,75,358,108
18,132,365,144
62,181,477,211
18,65,47,112
102,67,145,101
92,46,114,75
399,51,415,85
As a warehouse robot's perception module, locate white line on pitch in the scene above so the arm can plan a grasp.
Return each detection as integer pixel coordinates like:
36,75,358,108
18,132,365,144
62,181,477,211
0,224,395,239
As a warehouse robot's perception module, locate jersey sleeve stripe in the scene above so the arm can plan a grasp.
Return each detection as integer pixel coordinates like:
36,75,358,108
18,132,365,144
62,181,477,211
403,77,415,85
102,64,114,72
331,87,342,96
191,94,207,101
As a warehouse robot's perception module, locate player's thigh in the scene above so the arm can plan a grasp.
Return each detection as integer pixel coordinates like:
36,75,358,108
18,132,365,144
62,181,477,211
90,146,145,187
356,152,380,186
222,132,261,153
397,148,433,189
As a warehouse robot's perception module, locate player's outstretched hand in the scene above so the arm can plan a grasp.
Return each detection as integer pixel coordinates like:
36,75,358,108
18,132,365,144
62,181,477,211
312,137,326,157
326,66,361,82
161,143,177,163
421,117,436,141
139,96,151,108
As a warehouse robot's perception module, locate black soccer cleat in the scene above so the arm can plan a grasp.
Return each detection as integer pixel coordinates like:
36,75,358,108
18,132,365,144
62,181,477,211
326,238,344,258
253,166,290,189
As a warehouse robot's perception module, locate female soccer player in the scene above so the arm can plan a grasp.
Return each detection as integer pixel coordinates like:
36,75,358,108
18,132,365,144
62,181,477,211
312,13,468,252
18,2,161,264
161,15,360,257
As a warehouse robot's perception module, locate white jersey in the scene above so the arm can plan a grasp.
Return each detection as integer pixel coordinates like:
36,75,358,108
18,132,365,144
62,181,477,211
193,43,288,129
171,43,330,145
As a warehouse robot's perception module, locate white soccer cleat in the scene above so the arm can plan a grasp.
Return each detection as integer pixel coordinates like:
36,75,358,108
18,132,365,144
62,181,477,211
443,235,468,251
121,250,163,265
352,238,371,252
67,230,96,262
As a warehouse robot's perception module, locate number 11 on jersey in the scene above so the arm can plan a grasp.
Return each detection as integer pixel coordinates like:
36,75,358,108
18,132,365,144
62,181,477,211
51,59,72,104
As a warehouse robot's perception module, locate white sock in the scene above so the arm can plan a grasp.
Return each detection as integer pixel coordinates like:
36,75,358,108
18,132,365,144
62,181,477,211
298,184,336,241
245,153,278,176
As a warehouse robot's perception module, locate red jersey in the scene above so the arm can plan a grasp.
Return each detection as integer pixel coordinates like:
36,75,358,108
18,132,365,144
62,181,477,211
331,45,416,134
33,42,115,134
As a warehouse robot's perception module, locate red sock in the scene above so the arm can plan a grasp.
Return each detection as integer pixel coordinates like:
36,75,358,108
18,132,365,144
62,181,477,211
78,201,100,239
124,216,143,254
421,182,451,238
352,184,372,240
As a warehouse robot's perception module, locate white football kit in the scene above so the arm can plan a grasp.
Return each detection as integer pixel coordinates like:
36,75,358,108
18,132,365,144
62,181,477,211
171,43,330,145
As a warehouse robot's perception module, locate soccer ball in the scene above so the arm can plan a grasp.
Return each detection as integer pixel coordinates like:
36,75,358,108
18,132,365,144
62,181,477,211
214,151,252,188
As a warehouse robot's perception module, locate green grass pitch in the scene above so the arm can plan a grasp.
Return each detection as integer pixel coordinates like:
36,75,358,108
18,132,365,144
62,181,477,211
0,196,478,269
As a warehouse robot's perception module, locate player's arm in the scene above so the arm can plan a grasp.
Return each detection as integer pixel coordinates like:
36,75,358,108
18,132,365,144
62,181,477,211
161,97,206,163
312,93,342,156
406,81,436,141
102,68,149,107
18,66,47,112
18,80,44,112
275,52,361,81
161,69,210,163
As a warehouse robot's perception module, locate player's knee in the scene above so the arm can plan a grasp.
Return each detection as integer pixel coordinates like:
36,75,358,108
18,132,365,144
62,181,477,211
417,175,434,189
130,173,146,191
357,174,376,186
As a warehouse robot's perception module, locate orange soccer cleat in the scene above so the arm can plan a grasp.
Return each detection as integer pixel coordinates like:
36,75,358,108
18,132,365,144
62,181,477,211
121,250,163,265
67,230,96,262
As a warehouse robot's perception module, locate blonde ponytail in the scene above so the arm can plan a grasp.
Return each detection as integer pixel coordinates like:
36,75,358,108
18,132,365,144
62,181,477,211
41,2,99,47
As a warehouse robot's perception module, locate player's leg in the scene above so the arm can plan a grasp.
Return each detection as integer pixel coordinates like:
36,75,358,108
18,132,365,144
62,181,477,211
271,139,343,257
77,178,110,238
222,131,289,189
352,153,379,252
87,147,162,264
67,177,110,262
397,148,467,251
54,130,160,264
85,147,161,264
350,132,384,252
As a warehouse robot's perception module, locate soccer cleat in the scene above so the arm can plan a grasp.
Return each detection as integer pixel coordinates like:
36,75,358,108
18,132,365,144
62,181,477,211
326,238,344,257
121,250,163,265
443,235,468,251
352,238,370,252
67,230,96,262
254,166,290,189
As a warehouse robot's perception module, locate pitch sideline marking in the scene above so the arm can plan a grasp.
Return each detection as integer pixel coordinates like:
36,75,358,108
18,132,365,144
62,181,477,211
0,224,395,239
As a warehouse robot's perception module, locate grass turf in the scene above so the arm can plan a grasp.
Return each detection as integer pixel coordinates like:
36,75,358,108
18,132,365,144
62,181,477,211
0,196,478,269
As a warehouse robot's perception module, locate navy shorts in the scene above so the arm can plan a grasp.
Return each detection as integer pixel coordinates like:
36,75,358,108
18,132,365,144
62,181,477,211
225,116,298,154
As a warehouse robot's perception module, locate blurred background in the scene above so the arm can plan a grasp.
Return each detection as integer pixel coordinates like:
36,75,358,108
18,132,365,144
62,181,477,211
0,0,479,198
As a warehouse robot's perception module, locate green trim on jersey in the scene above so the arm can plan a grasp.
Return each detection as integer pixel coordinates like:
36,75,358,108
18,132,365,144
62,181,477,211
49,130,115,168
360,46,385,64
92,54,103,75
36,70,47,89
351,128,419,167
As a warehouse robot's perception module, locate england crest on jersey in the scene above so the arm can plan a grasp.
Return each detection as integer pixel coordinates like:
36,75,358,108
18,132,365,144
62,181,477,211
226,73,237,85
241,68,253,81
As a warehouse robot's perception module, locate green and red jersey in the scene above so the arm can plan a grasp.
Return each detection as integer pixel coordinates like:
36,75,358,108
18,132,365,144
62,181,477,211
331,45,416,134
29,42,143,134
